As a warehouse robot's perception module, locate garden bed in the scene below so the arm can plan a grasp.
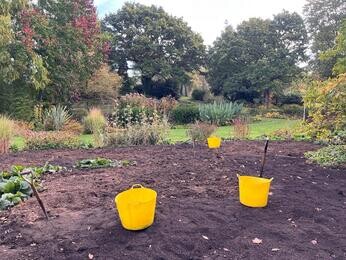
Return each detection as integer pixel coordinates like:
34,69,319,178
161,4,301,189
0,141,345,259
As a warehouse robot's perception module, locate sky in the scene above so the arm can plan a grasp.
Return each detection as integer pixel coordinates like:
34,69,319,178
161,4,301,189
95,0,307,45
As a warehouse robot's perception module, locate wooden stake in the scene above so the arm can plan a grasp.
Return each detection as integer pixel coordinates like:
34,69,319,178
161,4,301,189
259,138,269,178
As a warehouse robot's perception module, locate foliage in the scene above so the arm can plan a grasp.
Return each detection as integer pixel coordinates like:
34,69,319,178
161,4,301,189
0,164,63,210
303,0,346,78
187,122,216,143
320,20,346,75
83,108,107,134
208,11,308,104
303,74,346,141
199,102,243,126
233,117,250,139
109,94,177,126
281,104,304,118
35,0,107,103
75,158,136,169
102,2,205,97
84,64,122,100
170,105,200,124
305,145,346,166
191,89,206,101
62,120,84,134
106,117,170,146
43,105,71,131
0,115,14,154
26,131,80,150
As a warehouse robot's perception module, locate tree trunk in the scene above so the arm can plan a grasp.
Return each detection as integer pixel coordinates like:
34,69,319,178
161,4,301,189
264,89,271,109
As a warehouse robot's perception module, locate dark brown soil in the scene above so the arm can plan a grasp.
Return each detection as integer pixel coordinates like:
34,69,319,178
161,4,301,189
0,141,345,260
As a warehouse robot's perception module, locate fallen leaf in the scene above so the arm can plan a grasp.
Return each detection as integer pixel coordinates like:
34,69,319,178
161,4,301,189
252,238,262,244
311,240,318,245
88,253,94,259
202,235,209,240
271,248,280,252
297,176,302,179
315,208,322,212
223,248,230,251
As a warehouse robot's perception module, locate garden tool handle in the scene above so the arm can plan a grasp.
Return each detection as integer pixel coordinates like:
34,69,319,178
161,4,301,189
260,138,269,178
131,184,144,189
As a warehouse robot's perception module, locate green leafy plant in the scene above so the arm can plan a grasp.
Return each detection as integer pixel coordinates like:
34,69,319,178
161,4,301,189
75,157,136,169
305,145,346,166
43,105,71,131
0,115,14,154
170,104,200,124
0,164,63,211
199,102,243,126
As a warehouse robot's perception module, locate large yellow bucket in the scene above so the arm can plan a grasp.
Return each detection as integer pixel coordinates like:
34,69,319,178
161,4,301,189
237,175,273,207
115,184,157,230
207,136,221,149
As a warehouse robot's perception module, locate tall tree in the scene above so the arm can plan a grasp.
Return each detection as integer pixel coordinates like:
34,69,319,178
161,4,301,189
0,0,49,119
208,12,308,106
320,20,346,75
102,2,205,98
303,0,346,78
35,0,107,103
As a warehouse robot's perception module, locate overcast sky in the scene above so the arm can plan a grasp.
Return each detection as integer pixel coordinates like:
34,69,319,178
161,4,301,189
95,0,307,45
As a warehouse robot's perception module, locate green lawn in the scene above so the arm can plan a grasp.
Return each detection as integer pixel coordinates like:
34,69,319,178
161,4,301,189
12,118,299,149
168,118,300,143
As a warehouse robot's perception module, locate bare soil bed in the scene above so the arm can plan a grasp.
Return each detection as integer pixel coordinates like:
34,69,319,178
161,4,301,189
0,141,345,260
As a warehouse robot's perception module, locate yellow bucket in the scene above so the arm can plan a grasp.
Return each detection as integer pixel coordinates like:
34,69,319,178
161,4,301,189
115,184,157,230
237,175,273,207
207,136,221,149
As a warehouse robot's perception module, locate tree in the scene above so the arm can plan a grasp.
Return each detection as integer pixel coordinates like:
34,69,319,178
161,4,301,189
35,0,107,103
0,0,49,119
320,20,346,75
207,12,308,106
303,0,346,78
102,2,205,98
84,64,122,100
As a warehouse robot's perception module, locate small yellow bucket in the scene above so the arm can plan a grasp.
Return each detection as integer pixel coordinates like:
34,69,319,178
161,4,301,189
115,184,157,230
207,136,221,149
237,174,273,207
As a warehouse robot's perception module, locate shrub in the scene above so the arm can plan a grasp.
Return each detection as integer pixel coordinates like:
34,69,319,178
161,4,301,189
263,111,282,119
305,145,346,166
170,105,200,124
303,74,346,142
26,132,80,150
191,89,206,101
187,122,216,143
281,104,304,118
106,118,170,146
233,117,250,139
109,105,155,128
276,94,302,106
62,120,83,134
0,115,14,154
83,108,107,134
43,105,71,131
199,102,243,126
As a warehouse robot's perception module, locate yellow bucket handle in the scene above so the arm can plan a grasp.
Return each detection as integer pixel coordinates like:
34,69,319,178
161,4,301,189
131,184,144,189
237,174,274,182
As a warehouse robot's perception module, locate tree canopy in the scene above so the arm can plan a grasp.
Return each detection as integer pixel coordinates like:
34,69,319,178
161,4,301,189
207,11,308,105
102,2,206,98
303,0,346,78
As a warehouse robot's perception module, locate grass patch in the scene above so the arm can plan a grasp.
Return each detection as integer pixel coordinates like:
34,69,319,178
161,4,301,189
169,119,299,143
11,119,300,149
